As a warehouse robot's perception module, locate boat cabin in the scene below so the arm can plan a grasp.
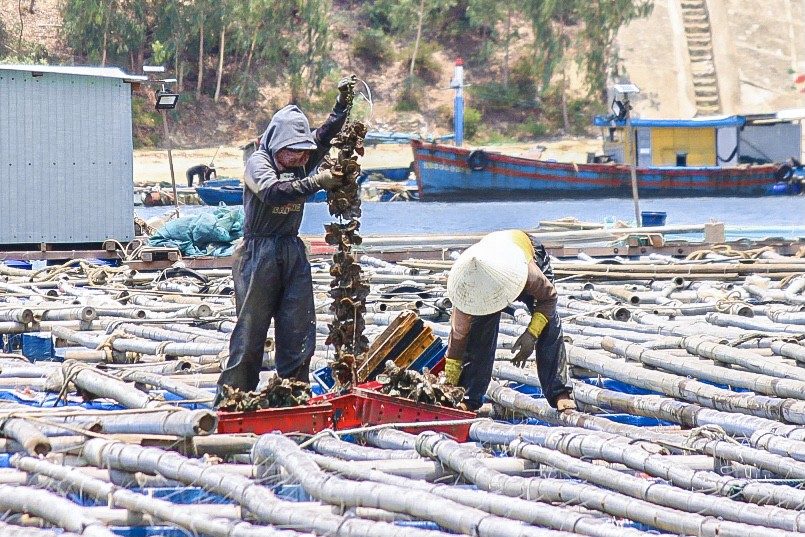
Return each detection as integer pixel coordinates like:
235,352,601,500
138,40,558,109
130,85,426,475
592,111,804,167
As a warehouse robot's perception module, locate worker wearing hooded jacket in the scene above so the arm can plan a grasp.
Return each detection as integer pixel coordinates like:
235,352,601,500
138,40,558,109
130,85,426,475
445,230,575,412
215,77,354,401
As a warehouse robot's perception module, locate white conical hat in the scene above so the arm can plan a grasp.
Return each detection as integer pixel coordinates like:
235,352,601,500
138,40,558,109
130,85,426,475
447,241,529,315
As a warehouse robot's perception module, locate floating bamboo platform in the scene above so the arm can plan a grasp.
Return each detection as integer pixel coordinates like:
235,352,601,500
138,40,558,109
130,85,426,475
3,230,805,535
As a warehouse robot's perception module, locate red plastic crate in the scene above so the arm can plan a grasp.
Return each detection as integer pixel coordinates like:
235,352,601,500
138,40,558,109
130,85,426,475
327,388,475,441
217,402,334,434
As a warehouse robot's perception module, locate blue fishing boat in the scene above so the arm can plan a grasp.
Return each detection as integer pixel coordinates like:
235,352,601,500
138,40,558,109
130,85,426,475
412,113,802,200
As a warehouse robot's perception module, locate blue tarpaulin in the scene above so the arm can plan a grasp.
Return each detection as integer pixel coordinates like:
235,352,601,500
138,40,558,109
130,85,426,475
149,206,244,256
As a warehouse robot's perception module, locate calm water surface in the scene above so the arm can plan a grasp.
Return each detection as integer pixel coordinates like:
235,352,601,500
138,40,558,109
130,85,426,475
136,197,805,241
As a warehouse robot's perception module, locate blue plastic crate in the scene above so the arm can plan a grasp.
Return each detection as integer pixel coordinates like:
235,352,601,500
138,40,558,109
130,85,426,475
408,339,446,373
22,332,53,361
313,366,335,392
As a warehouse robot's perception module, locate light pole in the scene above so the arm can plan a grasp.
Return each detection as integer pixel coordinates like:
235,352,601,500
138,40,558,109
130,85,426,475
156,86,180,217
612,83,641,226
144,66,180,217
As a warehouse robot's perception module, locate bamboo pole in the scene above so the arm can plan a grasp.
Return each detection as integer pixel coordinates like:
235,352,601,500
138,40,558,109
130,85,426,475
310,453,646,537
601,337,805,399
566,345,805,424
510,439,805,532
415,432,785,537
13,456,304,537
0,484,116,537
253,434,568,537
81,439,453,537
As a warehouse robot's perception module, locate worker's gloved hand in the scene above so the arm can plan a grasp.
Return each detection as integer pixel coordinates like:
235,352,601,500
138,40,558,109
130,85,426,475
444,357,462,385
310,170,342,191
511,311,549,368
337,74,357,104
511,331,537,368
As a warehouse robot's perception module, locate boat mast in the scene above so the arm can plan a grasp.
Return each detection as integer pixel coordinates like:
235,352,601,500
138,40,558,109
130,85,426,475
451,58,465,147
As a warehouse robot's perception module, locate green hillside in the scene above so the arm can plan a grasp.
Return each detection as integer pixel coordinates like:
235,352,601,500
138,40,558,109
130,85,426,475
0,0,653,147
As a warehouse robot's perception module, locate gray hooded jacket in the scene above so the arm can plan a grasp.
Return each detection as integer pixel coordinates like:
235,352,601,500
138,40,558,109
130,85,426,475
242,102,347,237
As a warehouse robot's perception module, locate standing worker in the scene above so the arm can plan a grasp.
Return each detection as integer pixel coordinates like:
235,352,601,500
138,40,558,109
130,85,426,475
215,76,356,405
444,230,575,412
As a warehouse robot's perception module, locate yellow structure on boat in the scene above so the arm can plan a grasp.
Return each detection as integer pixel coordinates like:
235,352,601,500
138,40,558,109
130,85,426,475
594,112,803,168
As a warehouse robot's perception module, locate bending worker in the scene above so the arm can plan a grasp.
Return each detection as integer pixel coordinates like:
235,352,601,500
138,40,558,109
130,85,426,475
215,76,355,404
445,229,575,412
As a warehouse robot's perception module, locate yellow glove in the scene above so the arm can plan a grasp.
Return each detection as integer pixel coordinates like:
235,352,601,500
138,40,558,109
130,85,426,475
527,312,549,338
444,357,462,385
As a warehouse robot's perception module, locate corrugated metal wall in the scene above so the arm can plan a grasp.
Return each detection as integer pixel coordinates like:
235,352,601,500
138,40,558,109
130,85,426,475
0,71,134,244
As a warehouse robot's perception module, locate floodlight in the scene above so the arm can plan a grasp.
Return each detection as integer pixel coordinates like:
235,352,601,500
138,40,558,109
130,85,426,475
155,91,179,110
611,99,630,122
143,65,166,73
613,83,640,95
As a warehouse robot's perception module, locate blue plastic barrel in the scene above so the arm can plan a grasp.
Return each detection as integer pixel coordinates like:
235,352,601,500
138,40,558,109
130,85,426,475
641,211,667,227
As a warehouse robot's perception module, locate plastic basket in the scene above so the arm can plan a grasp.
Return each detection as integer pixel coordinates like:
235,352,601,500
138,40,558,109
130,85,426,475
326,388,475,441
217,402,334,435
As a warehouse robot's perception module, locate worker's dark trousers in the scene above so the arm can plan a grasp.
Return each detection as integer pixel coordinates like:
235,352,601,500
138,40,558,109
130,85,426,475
217,236,316,394
458,311,570,410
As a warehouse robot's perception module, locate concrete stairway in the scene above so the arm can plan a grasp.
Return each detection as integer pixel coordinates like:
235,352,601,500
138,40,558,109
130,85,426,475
680,0,721,115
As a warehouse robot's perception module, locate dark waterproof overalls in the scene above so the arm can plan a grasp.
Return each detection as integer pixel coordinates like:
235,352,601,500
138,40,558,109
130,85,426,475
217,103,347,393
458,243,571,410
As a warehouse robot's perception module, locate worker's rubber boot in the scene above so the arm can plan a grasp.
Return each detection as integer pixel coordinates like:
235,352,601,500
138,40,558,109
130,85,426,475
212,386,225,410
555,392,577,412
289,356,312,384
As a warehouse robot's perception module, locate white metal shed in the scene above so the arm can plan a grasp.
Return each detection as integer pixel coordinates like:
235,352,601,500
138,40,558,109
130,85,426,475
0,65,147,245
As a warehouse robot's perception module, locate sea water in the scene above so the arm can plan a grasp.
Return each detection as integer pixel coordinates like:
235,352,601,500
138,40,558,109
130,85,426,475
136,196,805,241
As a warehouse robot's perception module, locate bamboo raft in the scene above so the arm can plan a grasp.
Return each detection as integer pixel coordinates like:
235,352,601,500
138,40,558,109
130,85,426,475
4,243,805,535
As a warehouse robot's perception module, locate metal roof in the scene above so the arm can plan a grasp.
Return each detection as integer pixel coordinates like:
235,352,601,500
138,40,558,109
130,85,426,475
0,64,147,81
593,115,745,128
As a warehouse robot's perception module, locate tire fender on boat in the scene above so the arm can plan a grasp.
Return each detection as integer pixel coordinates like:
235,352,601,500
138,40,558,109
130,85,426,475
467,149,488,171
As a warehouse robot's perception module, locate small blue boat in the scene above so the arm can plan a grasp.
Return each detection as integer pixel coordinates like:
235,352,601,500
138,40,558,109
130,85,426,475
197,168,414,205
196,178,328,205
196,178,242,205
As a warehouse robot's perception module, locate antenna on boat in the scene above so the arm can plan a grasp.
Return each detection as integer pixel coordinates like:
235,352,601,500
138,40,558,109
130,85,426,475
613,83,641,227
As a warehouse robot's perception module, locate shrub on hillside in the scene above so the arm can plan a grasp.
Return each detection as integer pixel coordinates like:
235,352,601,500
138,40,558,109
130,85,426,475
510,56,538,103
351,28,392,66
463,106,482,140
0,20,7,59
522,119,549,139
470,83,538,114
131,94,162,148
231,72,261,104
405,42,442,85
395,76,424,112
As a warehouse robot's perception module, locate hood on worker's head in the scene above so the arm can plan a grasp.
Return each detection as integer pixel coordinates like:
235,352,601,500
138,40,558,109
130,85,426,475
259,105,318,158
